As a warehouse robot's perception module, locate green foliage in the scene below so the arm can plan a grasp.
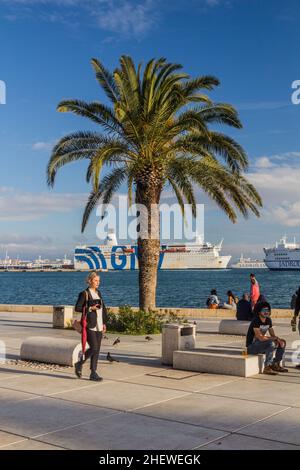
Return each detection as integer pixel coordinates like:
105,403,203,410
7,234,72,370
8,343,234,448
47,55,262,232
106,305,184,335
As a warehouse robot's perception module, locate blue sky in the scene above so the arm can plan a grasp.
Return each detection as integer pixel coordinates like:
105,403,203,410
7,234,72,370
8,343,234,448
0,0,300,260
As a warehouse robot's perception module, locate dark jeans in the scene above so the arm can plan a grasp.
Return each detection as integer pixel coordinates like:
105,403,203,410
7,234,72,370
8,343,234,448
81,330,102,373
247,339,285,367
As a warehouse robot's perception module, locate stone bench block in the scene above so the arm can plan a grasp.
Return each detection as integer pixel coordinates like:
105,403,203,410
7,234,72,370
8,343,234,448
52,305,74,328
20,336,83,366
219,319,250,336
173,349,264,377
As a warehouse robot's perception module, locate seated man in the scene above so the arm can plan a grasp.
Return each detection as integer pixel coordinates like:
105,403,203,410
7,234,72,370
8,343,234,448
236,293,253,321
246,302,288,375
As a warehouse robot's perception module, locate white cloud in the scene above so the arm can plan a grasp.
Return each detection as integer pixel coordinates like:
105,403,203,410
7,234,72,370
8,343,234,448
254,156,275,169
271,202,300,227
32,141,53,151
96,0,157,36
0,187,87,221
248,150,300,227
249,167,300,204
272,151,300,162
0,0,158,37
253,151,300,171
0,233,75,258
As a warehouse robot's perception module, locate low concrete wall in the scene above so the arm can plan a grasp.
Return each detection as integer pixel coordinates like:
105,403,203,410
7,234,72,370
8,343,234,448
0,304,294,318
106,306,294,319
0,304,56,314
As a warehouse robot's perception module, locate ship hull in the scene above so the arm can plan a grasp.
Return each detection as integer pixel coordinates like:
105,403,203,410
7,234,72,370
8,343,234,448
74,246,231,270
265,261,300,270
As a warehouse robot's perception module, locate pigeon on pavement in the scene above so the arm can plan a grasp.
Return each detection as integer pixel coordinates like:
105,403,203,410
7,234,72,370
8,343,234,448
145,336,154,341
106,352,119,363
113,337,120,346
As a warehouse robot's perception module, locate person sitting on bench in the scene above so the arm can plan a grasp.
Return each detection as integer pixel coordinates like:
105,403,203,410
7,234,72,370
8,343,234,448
246,301,288,375
236,293,253,321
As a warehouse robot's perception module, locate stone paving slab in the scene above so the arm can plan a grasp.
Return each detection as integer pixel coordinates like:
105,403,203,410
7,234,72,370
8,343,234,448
134,393,288,432
0,387,39,406
199,433,300,450
1,438,64,450
0,369,28,381
0,395,117,438
47,380,188,411
253,370,300,385
118,370,242,393
94,360,166,380
0,370,109,396
235,408,300,446
202,375,300,407
0,431,29,449
32,412,228,450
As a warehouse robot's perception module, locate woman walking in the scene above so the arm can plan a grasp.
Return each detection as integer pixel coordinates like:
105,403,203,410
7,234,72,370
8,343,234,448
74,271,107,381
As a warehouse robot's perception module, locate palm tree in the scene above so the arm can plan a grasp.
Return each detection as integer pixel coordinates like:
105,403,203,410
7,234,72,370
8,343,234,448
47,56,262,311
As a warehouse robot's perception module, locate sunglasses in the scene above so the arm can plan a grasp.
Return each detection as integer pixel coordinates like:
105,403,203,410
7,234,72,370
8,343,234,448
261,308,270,314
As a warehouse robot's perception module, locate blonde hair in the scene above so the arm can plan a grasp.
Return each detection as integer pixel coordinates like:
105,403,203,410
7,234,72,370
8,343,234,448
86,271,100,286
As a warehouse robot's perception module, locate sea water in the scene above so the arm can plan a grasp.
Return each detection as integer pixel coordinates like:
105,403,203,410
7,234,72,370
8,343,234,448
0,269,298,309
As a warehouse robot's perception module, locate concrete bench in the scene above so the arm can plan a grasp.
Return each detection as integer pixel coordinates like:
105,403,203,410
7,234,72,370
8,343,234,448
218,319,250,336
173,348,264,377
20,336,83,366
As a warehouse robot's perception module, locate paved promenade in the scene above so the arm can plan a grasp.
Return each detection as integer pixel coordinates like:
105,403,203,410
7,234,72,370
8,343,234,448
0,311,300,450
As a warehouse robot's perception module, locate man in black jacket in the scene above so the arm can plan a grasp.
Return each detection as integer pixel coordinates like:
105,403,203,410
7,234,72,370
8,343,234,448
74,272,108,381
291,287,300,332
236,293,253,321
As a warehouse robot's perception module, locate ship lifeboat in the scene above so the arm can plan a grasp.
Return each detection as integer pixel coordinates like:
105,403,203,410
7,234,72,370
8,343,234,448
164,247,187,253
122,248,134,253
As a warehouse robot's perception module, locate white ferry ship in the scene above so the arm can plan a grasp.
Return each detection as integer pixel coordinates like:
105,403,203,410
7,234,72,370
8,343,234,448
231,254,267,269
264,236,300,270
74,231,231,270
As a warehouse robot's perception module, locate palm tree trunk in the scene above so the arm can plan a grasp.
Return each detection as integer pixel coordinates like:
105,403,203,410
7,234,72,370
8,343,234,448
136,182,161,311
138,237,160,311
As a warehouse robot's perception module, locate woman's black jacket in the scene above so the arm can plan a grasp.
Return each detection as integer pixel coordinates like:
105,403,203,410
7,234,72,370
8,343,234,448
75,289,108,329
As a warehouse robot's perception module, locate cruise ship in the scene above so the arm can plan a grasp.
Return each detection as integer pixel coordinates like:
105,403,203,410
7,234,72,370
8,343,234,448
264,236,300,270
74,231,231,270
231,254,267,269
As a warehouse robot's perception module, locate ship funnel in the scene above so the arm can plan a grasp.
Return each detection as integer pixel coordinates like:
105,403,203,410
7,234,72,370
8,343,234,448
195,232,204,244
105,230,118,246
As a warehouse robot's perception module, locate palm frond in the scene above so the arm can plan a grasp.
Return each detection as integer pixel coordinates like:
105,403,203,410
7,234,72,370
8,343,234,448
91,58,120,103
81,167,127,232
